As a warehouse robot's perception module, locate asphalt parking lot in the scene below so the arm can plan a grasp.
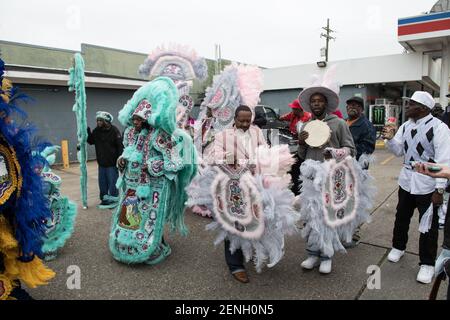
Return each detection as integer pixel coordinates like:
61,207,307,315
29,149,447,300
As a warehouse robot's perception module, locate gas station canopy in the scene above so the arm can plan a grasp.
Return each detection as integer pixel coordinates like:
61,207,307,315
398,6,450,53
398,0,450,105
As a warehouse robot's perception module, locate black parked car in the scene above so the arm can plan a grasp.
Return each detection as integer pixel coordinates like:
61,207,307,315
254,105,298,154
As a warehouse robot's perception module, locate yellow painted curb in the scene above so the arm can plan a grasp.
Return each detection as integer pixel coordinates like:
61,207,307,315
375,140,385,149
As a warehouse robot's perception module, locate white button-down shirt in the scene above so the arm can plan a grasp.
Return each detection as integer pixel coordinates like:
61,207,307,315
208,125,267,165
386,114,450,195
236,128,252,153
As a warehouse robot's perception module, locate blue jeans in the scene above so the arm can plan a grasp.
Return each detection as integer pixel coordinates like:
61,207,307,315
98,166,119,202
224,240,245,273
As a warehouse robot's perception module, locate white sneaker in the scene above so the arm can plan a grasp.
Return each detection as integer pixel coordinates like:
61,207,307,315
416,265,434,284
319,260,332,274
301,256,320,270
387,248,405,263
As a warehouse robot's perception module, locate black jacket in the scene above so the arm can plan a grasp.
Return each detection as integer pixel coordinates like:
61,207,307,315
441,112,450,130
348,115,376,161
87,125,123,167
439,112,450,249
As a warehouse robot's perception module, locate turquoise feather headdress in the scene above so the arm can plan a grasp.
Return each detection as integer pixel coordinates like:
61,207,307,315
118,77,179,134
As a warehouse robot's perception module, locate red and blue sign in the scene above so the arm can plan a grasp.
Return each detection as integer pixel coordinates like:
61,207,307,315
398,11,450,37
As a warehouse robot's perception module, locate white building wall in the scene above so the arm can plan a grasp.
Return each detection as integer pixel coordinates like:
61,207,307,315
262,53,440,91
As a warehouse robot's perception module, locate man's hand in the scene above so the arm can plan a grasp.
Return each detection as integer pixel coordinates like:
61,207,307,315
298,131,309,145
381,125,395,140
323,149,332,160
414,162,450,179
432,191,444,206
435,249,450,277
360,158,370,170
117,158,126,171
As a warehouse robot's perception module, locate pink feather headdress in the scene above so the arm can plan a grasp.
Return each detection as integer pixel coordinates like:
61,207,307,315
236,64,264,109
138,43,208,82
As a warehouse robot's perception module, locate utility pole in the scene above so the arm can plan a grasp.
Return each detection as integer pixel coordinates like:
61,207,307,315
214,44,218,75
320,18,336,62
214,44,222,75
218,44,222,72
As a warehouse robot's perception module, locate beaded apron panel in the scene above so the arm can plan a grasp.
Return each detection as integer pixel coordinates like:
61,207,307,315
211,165,264,240
322,158,358,228
110,176,168,263
0,143,21,205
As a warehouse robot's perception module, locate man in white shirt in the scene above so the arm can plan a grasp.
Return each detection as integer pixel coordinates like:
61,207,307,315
383,91,450,284
210,107,267,167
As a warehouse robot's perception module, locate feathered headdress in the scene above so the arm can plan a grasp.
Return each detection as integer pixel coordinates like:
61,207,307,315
138,44,208,82
0,59,51,258
298,64,341,113
118,76,179,134
198,63,263,131
0,59,13,104
31,144,61,173
0,61,29,120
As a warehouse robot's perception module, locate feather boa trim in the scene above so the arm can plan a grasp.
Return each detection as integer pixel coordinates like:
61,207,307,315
0,216,55,299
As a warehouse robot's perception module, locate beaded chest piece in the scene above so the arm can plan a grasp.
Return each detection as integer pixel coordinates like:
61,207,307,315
211,164,264,240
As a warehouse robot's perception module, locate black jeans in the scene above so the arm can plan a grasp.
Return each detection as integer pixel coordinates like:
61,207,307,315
392,188,439,266
224,240,245,273
444,200,450,249
447,282,449,301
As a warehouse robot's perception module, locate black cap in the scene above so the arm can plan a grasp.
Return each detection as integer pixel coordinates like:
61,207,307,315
346,96,364,108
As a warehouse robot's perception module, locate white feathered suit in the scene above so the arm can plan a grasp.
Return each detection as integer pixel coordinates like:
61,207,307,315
299,153,376,259
187,143,300,272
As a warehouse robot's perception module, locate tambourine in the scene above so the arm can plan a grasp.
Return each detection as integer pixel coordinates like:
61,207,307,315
303,120,331,148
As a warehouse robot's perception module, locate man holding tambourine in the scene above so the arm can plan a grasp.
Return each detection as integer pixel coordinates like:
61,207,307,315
297,90,355,163
296,68,361,274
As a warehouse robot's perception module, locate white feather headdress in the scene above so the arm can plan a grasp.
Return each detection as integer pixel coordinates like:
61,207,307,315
298,64,341,113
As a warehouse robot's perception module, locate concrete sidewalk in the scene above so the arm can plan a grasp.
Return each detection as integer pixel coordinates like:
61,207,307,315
29,150,447,300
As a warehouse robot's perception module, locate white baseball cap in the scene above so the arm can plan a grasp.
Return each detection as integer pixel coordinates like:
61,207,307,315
403,91,435,109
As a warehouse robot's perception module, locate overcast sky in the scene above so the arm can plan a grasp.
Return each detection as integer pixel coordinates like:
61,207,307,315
0,0,439,68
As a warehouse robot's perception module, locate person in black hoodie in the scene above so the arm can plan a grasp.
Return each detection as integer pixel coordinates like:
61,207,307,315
87,111,123,205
